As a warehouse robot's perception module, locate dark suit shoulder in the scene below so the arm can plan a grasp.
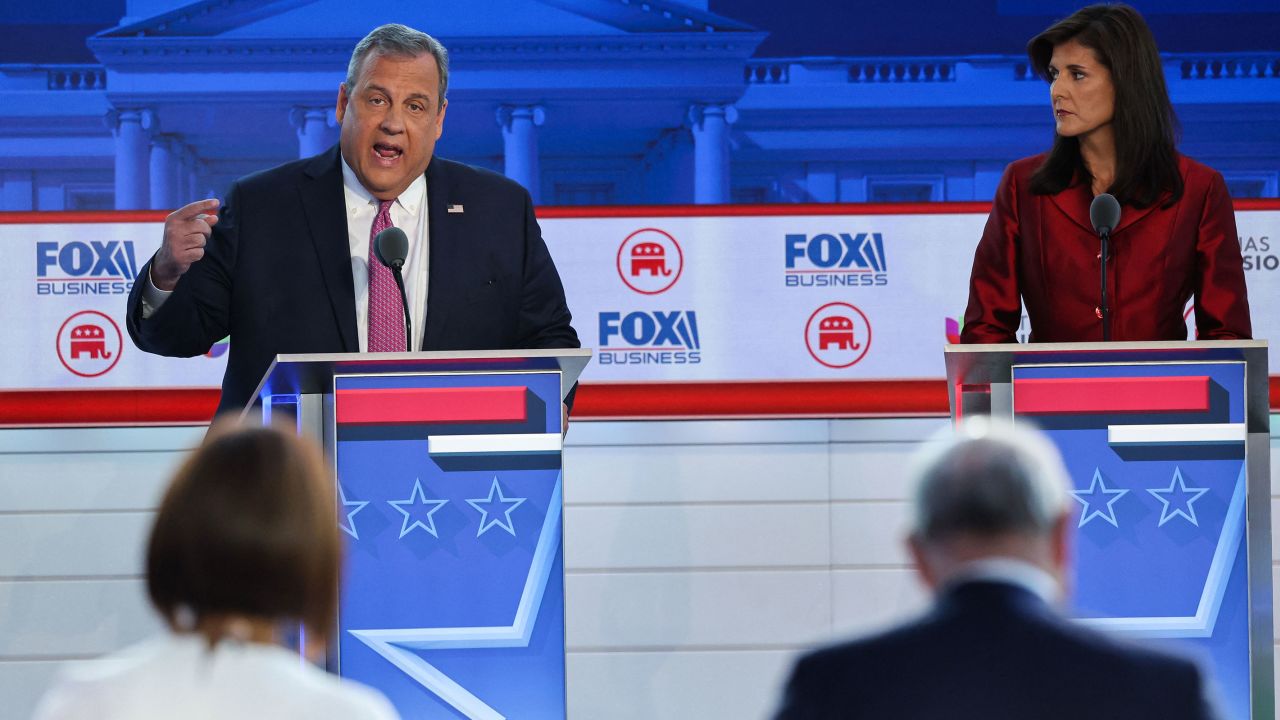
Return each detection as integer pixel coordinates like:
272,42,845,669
433,156,529,200
231,153,325,197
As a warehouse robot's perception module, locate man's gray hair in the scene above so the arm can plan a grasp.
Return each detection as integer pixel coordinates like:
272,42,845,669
911,417,1071,542
345,24,449,108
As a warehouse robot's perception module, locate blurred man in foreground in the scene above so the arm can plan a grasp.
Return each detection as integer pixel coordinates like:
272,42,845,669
775,418,1218,720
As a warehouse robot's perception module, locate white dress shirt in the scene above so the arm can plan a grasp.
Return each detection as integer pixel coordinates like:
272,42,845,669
341,158,429,352
142,159,430,352
947,557,1062,605
30,633,399,720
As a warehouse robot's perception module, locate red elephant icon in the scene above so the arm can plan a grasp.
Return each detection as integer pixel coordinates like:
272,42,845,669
69,324,113,359
818,316,859,350
630,242,671,277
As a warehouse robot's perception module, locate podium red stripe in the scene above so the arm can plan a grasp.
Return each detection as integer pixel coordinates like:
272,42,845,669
334,387,528,426
1013,376,1210,414
1,377,1276,427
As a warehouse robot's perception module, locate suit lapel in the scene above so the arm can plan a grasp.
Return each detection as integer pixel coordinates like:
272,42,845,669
297,147,358,352
1048,180,1167,237
1112,198,1163,236
423,156,458,349
1047,183,1094,235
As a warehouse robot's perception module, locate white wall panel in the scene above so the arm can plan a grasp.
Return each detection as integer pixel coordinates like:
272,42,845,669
566,570,831,649
565,420,830,448
565,444,829,505
0,452,179,512
567,650,797,720
0,512,151,577
566,504,829,570
831,568,930,638
0,579,160,656
830,500,913,567
830,444,918,501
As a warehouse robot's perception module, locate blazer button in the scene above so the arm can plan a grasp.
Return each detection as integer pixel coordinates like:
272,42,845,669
1095,306,1103,319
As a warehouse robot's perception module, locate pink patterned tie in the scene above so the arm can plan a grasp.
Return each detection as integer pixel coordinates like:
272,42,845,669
367,199,406,352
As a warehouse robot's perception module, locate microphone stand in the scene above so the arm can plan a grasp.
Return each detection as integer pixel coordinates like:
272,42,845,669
389,262,412,353
1100,230,1110,342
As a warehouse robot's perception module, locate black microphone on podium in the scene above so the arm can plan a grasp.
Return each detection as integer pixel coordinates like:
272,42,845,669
1089,193,1121,341
373,226,412,353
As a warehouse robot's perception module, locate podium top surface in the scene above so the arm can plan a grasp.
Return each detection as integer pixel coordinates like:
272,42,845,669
249,348,592,405
943,340,1270,429
944,340,1269,382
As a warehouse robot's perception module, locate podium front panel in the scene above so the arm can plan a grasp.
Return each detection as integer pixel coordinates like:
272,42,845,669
1012,360,1254,720
331,369,566,720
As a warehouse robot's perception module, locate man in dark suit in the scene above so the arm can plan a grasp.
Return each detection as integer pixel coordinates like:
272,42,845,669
126,24,578,416
775,418,1220,720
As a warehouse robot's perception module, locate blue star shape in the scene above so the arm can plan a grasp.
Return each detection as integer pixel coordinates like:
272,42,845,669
465,476,527,537
388,479,448,539
337,484,369,540
1147,467,1210,527
1071,468,1129,528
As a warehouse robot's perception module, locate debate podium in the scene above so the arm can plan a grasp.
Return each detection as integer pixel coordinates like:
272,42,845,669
246,348,591,720
945,340,1272,720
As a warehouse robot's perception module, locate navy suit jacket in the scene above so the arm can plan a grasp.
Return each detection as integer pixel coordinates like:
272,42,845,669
126,147,579,415
775,581,1218,720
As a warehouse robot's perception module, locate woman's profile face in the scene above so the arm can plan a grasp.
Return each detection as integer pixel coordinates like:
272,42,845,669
1047,39,1115,140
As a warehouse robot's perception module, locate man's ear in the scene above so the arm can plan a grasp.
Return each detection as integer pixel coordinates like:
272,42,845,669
907,533,940,590
335,84,349,125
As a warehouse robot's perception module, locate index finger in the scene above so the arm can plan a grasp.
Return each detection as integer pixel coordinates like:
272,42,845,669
175,197,220,219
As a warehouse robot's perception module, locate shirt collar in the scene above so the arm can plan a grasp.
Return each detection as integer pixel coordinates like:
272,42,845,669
340,156,426,216
945,557,1061,605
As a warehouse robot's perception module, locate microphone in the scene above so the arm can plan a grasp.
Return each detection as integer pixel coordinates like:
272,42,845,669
373,226,412,353
1089,193,1121,237
1088,193,1121,341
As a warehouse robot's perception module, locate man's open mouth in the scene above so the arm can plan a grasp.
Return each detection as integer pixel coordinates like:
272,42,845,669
373,143,403,160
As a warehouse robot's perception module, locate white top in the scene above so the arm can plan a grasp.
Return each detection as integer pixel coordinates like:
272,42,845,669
30,634,400,720
143,160,430,352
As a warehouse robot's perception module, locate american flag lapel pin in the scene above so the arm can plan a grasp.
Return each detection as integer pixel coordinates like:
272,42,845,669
447,203,464,213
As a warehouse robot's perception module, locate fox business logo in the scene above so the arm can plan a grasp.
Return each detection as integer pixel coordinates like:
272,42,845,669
785,232,888,288
36,241,139,296
598,310,701,365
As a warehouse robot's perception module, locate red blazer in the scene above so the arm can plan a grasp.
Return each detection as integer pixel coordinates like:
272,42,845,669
961,154,1251,343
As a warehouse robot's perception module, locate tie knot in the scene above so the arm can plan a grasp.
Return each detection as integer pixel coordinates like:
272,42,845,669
377,199,394,216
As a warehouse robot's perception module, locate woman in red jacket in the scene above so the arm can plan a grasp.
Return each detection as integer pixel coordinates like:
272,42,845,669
961,3,1251,343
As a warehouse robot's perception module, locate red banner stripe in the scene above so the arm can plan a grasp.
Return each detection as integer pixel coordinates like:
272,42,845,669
1013,376,1211,414
570,379,949,419
0,388,221,426
333,387,528,426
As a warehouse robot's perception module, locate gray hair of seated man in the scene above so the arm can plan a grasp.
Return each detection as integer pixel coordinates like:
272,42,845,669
911,417,1072,543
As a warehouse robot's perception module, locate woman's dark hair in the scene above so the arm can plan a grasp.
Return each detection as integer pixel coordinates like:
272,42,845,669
147,424,340,644
1027,3,1183,208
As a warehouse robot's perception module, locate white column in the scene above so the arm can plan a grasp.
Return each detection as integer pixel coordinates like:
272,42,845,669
106,108,154,210
291,106,337,159
496,105,545,204
688,104,738,204
149,135,181,210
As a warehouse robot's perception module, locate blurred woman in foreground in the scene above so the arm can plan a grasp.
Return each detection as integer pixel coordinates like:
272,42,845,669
33,425,398,720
